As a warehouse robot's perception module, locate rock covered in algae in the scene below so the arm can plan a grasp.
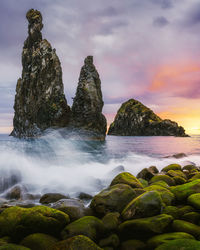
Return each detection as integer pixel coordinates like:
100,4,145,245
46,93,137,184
71,56,107,140
108,99,188,136
11,9,71,138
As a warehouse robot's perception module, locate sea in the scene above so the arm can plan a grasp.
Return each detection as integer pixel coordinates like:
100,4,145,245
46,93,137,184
0,131,200,198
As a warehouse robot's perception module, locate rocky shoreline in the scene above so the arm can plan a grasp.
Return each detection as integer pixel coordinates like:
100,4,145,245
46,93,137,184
0,163,200,249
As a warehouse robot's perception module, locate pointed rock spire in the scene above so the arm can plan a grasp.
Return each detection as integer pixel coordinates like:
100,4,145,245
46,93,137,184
71,56,107,139
11,9,71,138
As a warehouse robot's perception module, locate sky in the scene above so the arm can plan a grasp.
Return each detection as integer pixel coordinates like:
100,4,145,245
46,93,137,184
1,0,200,134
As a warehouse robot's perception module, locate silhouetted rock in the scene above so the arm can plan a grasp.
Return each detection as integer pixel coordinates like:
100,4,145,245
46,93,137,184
108,99,188,137
71,56,107,140
11,9,70,138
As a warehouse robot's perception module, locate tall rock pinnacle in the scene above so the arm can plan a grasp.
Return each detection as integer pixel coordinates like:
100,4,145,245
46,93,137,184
71,56,107,139
11,9,70,138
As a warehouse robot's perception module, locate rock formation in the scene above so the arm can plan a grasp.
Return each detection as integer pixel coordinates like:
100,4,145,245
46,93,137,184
108,99,188,137
11,9,71,138
71,56,107,140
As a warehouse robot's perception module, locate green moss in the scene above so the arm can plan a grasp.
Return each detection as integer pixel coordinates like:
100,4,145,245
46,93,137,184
167,170,187,180
0,206,70,241
110,172,143,189
173,220,200,239
147,232,194,249
20,233,58,250
0,244,30,250
170,179,200,201
149,181,169,189
155,239,200,250
138,178,148,187
119,214,173,238
162,164,182,172
102,212,119,232
61,216,104,241
162,206,179,219
183,165,198,171
99,234,119,248
177,205,195,217
182,212,200,224
144,185,174,205
90,184,138,216
121,239,146,250
150,175,175,186
187,193,200,209
54,235,102,250
122,191,163,220
173,176,186,185
189,173,200,181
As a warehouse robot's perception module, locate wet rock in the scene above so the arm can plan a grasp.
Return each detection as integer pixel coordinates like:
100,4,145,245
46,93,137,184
162,206,179,219
20,233,58,250
52,198,90,221
122,191,163,220
90,184,142,216
0,244,30,250
110,172,143,189
183,165,198,171
155,239,200,250
182,212,200,224
5,185,28,200
0,206,69,241
136,168,156,181
71,56,107,140
187,193,200,209
78,192,93,201
54,235,102,250
11,9,71,138
162,164,182,172
102,212,120,232
150,175,175,186
108,99,188,136
99,234,119,248
170,179,200,201
61,216,104,241
147,232,194,249
119,214,173,240
121,239,146,250
172,220,200,239
40,193,69,204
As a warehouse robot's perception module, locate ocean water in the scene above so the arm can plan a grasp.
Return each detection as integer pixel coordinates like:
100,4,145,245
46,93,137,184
0,130,200,198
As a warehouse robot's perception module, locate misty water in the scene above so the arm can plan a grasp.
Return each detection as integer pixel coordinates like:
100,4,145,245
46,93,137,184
0,130,200,199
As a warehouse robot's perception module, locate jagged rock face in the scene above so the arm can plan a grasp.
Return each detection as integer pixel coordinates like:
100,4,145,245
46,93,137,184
108,99,188,137
71,56,107,139
11,9,70,138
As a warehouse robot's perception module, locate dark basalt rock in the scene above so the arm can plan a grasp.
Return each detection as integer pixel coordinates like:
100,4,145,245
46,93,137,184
108,99,188,137
11,9,71,138
71,56,107,140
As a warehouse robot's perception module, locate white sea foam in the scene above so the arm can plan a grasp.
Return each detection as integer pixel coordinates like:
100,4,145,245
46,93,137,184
0,131,200,197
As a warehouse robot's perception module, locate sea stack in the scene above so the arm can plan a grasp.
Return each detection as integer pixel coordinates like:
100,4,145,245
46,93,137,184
11,9,70,138
71,56,107,140
108,99,188,137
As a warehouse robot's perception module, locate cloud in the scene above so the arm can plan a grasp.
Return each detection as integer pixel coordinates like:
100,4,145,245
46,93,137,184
153,16,169,27
151,0,173,9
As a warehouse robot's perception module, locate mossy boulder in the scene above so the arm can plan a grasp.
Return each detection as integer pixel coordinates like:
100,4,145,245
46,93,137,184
147,232,194,249
187,193,200,209
162,164,182,172
170,179,200,201
99,234,119,248
102,212,120,232
182,212,200,224
149,181,169,189
110,172,143,189
138,178,148,188
155,239,200,250
189,173,200,181
119,214,173,240
20,233,58,250
136,168,155,181
122,191,163,220
162,206,179,219
167,170,187,180
52,199,89,221
39,193,68,204
144,185,174,205
183,165,198,171
177,205,195,217
150,175,175,186
0,244,30,250
173,220,200,239
121,239,146,250
173,176,186,185
0,206,70,241
90,184,142,216
54,235,102,250
61,216,104,241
